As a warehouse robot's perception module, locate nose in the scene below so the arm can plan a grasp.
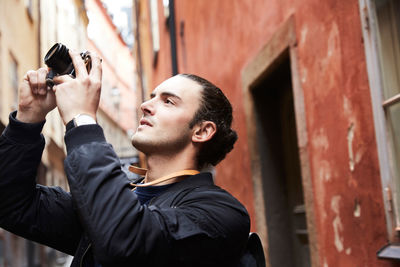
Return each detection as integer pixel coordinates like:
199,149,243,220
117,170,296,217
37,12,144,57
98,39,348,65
140,99,155,116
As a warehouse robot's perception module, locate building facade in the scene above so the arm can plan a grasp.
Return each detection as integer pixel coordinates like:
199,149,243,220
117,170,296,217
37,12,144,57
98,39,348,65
133,0,400,266
0,1,50,265
85,0,139,175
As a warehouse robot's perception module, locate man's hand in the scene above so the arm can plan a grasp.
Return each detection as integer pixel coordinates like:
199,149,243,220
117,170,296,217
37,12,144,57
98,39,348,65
53,50,102,125
16,68,57,123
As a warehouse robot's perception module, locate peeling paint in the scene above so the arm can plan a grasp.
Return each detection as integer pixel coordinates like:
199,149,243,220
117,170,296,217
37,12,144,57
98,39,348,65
319,160,332,182
343,96,352,116
346,247,352,255
327,22,339,59
333,215,344,252
300,25,308,46
355,149,363,165
322,210,327,221
354,199,361,218
347,123,355,171
331,195,344,252
302,68,308,84
313,128,329,150
344,98,360,174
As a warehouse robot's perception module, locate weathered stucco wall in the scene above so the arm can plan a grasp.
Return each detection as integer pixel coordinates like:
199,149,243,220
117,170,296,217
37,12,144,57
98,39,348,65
142,0,394,266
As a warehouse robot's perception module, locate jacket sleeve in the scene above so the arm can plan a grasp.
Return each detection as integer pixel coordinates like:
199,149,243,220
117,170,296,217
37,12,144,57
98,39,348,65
0,111,82,255
64,125,250,267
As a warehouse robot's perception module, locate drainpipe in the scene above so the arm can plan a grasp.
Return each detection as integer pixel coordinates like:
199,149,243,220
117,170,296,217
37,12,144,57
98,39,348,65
168,0,178,76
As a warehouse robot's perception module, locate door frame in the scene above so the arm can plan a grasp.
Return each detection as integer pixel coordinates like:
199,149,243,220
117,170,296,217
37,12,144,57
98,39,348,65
241,15,319,267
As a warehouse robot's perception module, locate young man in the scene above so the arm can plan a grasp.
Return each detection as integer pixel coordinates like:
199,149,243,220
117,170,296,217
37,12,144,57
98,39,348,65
0,50,250,266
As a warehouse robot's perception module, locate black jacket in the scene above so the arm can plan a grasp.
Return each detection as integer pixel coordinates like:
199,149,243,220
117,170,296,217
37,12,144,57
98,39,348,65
0,112,250,266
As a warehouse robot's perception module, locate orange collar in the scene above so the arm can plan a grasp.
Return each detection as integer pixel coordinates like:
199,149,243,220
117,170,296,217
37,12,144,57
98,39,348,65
129,165,200,188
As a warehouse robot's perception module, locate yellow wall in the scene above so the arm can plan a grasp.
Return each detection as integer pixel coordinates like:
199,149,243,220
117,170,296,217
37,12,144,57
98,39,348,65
0,0,39,125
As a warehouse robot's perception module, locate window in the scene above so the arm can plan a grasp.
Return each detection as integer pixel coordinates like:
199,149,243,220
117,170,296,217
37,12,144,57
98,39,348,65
26,240,39,267
25,0,33,21
9,54,18,110
360,0,400,238
149,0,160,65
111,86,121,111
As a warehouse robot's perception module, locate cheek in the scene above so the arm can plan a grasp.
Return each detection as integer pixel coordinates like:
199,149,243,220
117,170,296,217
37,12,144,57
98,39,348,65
159,111,194,128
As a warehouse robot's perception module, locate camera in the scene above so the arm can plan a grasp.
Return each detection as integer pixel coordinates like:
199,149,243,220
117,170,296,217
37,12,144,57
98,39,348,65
44,43,92,87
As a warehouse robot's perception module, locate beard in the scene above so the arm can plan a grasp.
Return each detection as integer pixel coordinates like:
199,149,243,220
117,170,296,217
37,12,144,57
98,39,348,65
131,126,192,156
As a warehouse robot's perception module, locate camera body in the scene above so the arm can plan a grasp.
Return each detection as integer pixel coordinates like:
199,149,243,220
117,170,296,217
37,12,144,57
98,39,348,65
44,43,91,87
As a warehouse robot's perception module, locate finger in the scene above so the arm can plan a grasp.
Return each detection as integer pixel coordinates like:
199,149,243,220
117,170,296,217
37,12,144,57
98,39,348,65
26,70,38,94
37,68,48,95
52,85,57,93
46,88,57,109
53,74,74,84
52,84,64,94
89,52,102,81
69,49,87,79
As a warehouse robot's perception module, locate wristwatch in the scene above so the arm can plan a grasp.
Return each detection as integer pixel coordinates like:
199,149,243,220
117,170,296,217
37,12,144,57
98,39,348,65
73,113,97,127
66,113,97,132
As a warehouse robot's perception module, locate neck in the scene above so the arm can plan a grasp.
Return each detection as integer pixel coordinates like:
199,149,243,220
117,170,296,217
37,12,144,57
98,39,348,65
144,150,198,184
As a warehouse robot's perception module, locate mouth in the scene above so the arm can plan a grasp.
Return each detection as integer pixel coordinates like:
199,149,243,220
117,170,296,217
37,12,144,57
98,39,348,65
139,118,153,127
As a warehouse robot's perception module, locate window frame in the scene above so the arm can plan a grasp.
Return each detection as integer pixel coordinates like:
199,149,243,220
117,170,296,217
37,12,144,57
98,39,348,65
359,0,400,239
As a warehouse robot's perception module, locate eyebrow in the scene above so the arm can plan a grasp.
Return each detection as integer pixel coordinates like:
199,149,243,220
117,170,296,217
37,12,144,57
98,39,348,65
150,91,182,101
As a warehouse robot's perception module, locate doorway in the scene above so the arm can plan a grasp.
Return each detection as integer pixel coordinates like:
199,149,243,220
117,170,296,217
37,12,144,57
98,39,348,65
251,52,311,267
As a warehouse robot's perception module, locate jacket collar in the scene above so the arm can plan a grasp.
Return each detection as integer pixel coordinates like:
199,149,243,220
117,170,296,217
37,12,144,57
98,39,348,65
132,172,214,191
171,172,214,188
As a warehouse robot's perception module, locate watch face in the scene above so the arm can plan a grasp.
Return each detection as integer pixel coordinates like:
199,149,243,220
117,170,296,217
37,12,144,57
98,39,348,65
74,114,96,127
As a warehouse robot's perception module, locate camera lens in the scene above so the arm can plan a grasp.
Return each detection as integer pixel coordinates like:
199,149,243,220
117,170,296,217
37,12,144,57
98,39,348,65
44,43,72,75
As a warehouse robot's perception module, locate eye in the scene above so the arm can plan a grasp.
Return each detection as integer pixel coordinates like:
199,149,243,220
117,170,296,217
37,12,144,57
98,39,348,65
165,98,174,105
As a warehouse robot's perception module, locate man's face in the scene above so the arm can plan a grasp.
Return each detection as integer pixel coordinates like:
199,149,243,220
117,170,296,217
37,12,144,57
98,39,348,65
131,75,203,155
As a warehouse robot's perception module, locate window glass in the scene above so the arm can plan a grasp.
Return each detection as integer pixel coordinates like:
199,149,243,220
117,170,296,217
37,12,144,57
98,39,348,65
150,0,160,59
387,102,400,226
375,0,400,100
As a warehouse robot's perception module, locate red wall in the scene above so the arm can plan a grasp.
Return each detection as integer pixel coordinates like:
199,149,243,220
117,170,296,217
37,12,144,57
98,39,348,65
144,0,394,266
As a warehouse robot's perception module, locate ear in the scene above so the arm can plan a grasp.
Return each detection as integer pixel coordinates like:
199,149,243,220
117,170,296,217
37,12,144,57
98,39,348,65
192,121,217,143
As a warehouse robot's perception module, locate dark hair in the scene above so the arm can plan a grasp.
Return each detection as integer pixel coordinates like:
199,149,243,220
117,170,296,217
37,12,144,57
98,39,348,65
179,73,238,169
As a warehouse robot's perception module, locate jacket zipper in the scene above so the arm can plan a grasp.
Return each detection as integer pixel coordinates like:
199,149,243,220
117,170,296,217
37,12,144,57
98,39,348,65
80,243,92,267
